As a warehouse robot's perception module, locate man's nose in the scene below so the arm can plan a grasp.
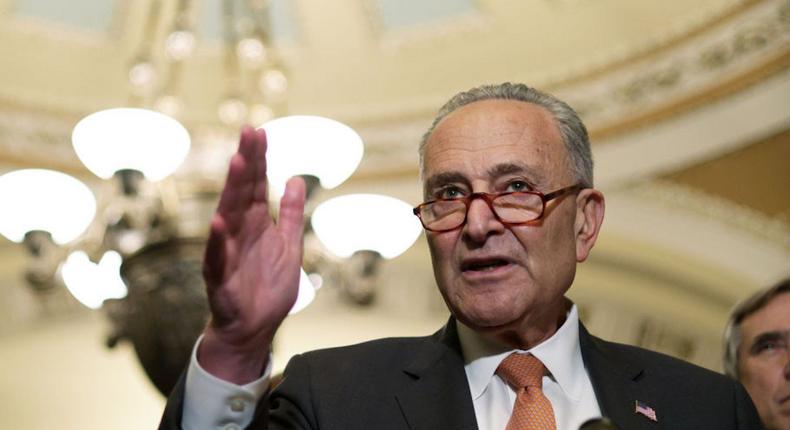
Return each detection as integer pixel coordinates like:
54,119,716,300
463,197,504,243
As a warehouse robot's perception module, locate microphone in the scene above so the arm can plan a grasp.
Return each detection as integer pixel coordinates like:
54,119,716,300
578,417,621,430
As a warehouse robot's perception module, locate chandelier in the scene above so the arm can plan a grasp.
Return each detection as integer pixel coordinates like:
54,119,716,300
0,0,422,396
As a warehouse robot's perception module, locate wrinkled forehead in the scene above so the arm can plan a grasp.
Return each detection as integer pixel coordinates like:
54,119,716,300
420,99,570,187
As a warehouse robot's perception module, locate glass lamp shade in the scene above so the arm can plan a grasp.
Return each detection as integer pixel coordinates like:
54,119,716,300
72,108,191,181
0,169,96,244
311,194,422,259
60,250,128,309
260,116,363,196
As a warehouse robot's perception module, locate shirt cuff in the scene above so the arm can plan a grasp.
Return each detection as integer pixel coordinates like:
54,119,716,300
182,335,271,430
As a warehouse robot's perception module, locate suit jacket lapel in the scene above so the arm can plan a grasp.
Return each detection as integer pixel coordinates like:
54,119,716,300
392,319,667,430
580,324,663,430
395,320,478,430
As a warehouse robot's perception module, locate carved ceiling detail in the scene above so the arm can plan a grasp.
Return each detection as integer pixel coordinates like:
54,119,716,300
553,0,790,134
1,1,788,195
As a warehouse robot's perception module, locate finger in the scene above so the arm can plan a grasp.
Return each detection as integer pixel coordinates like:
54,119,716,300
279,176,306,246
216,153,245,212
251,127,269,203
203,214,228,290
237,125,258,164
216,128,263,220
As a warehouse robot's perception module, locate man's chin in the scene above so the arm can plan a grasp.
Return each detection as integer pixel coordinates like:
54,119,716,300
454,310,519,332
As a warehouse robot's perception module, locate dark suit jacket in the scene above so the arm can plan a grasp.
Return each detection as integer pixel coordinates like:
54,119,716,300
160,320,762,429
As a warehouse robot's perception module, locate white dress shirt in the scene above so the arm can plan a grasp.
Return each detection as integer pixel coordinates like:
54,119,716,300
457,304,602,430
182,337,270,430
182,305,600,430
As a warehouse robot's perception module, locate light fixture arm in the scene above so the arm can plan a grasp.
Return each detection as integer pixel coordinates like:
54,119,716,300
22,230,63,292
115,169,145,197
340,250,383,306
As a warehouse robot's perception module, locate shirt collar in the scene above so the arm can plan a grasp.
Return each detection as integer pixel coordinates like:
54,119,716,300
457,304,586,402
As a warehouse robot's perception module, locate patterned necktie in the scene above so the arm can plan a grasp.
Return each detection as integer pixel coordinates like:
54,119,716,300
496,353,557,430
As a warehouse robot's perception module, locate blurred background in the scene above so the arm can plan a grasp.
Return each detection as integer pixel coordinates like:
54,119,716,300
0,0,788,428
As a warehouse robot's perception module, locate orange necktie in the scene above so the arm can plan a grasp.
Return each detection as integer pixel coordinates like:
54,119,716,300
496,353,557,430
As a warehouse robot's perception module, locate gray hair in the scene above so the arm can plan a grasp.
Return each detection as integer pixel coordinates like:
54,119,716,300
419,82,594,188
723,278,790,379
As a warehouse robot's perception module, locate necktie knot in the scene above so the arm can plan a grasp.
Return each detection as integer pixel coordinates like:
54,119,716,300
496,353,556,430
496,353,545,389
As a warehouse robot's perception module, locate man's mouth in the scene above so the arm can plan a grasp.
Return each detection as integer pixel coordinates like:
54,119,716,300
461,258,511,272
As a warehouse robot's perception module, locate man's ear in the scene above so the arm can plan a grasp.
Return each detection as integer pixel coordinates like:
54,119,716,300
574,188,605,262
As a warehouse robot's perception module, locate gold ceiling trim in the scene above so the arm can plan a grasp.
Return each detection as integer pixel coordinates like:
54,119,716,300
350,53,790,182
2,1,788,177
555,0,790,139
542,0,767,90
346,0,787,135
0,105,85,174
350,0,790,157
347,0,770,126
590,50,790,140
3,51,787,180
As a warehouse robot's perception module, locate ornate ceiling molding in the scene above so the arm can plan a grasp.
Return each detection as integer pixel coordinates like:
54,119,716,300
556,0,790,136
594,66,790,189
0,105,84,174
1,1,788,191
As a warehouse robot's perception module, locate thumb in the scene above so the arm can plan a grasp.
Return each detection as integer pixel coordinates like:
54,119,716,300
279,176,306,245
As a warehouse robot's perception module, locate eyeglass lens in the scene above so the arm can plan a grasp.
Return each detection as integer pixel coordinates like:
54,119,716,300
419,193,544,231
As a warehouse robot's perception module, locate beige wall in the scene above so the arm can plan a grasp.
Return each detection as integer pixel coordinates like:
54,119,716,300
0,312,164,429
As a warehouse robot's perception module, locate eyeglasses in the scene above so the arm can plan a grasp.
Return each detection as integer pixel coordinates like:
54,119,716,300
412,184,583,232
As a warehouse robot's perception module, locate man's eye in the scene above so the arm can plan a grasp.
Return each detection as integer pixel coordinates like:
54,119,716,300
757,342,778,352
756,340,787,353
439,187,464,199
506,181,530,192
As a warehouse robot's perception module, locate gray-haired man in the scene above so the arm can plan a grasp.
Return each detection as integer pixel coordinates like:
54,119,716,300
724,279,790,430
160,83,761,430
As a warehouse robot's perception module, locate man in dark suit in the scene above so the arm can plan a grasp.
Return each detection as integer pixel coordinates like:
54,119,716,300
723,279,790,430
160,83,762,429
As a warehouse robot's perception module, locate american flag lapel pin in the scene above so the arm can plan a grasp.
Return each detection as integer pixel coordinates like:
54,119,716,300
634,400,658,422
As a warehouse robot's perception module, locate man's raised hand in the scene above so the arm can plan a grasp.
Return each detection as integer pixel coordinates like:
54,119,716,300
198,126,306,384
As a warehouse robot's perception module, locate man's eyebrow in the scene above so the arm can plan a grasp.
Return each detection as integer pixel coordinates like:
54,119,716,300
424,163,546,193
487,163,548,190
748,330,789,354
486,162,543,183
424,172,468,193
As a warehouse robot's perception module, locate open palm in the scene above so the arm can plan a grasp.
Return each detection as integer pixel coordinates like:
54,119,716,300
199,126,306,384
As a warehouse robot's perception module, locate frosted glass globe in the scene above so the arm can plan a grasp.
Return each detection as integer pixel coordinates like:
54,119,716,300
261,115,363,197
311,194,422,259
72,108,191,181
0,169,96,244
